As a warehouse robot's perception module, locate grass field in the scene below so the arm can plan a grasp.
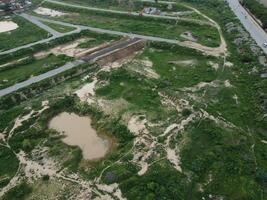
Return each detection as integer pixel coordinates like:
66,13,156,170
0,54,71,89
42,21,76,33
52,0,191,12
0,0,267,199
0,16,50,52
34,2,221,47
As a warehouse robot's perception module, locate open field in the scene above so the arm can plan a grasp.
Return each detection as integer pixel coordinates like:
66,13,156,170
0,0,267,199
32,2,221,47
51,0,191,12
0,16,50,52
0,54,71,89
42,21,76,33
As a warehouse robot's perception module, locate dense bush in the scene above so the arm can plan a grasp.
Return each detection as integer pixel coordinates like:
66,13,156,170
2,182,32,200
242,0,267,29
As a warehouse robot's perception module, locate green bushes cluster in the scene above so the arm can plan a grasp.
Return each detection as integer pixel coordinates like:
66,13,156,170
242,0,267,29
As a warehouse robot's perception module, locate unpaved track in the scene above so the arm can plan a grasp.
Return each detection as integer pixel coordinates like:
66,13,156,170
0,1,227,97
25,14,226,57
0,15,83,56
39,0,227,55
0,1,226,57
45,0,213,26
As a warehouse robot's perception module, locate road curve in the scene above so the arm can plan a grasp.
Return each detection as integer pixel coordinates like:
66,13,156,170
227,0,267,55
0,14,84,56
46,0,212,26
0,38,141,98
28,15,225,57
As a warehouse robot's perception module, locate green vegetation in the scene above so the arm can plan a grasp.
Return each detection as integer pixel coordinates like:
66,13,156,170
0,54,72,89
1,0,267,199
2,182,32,200
0,147,19,188
242,0,267,29
119,162,192,200
37,2,220,47
57,0,190,12
42,21,76,33
0,29,119,64
0,16,49,51
78,33,118,48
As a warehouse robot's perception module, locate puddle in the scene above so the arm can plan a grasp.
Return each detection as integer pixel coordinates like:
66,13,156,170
49,112,110,160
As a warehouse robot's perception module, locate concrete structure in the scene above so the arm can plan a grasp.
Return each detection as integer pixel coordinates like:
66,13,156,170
0,0,31,11
0,0,15,11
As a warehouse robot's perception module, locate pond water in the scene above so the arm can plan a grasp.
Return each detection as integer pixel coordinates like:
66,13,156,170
49,112,110,160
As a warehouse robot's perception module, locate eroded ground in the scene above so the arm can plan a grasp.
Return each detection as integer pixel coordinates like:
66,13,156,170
0,0,267,199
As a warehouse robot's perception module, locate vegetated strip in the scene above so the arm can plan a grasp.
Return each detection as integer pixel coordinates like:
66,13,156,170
0,38,141,98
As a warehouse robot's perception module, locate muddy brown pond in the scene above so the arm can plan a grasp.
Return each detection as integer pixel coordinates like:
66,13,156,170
49,112,110,160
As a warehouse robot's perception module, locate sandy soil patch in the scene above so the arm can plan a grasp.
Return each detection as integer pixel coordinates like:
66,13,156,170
225,61,233,67
34,7,68,17
97,98,129,115
17,151,58,181
224,80,233,88
168,59,197,67
0,21,18,33
208,61,219,70
99,56,132,72
34,38,110,59
127,115,149,136
181,80,220,93
34,38,88,58
167,147,181,172
141,57,153,67
233,94,239,104
75,77,98,105
128,58,159,79
0,57,29,69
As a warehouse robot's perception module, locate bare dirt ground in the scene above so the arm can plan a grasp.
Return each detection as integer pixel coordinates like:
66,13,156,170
34,38,112,59
34,7,68,17
0,21,19,33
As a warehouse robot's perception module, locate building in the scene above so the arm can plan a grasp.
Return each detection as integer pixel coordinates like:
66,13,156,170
0,0,31,12
0,0,16,11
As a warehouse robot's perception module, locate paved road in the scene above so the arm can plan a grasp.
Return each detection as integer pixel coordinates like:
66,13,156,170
0,38,141,97
0,25,81,56
28,15,223,57
46,0,212,26
20,13,61,37
0,14,83,56
227,0,267,55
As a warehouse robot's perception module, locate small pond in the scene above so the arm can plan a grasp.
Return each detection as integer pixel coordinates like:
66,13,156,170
49,112,110,160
